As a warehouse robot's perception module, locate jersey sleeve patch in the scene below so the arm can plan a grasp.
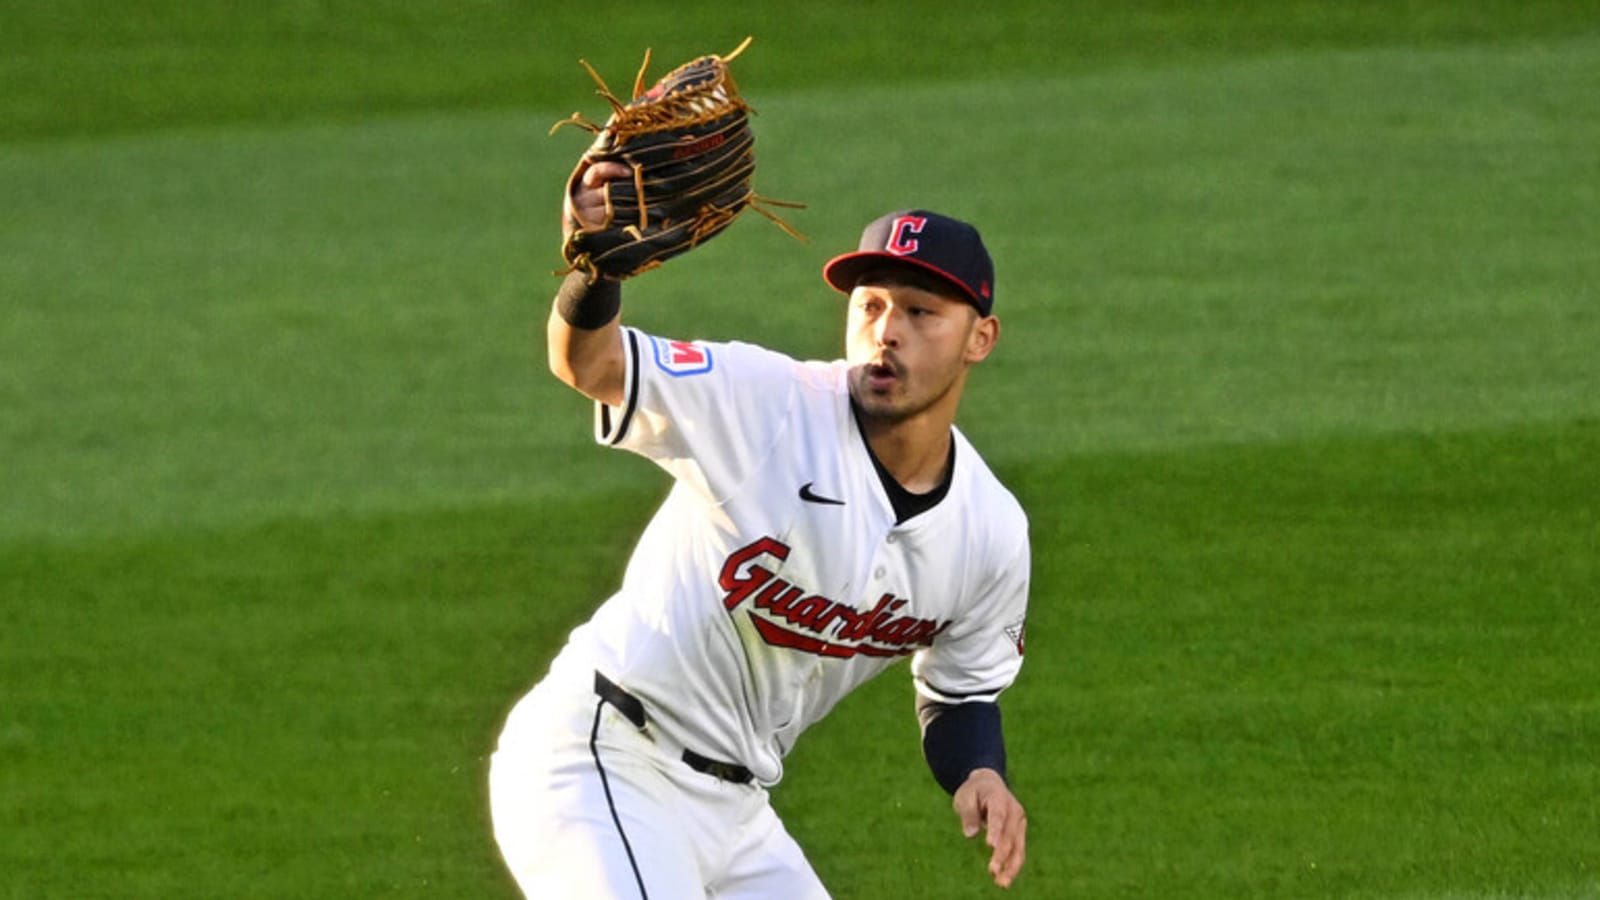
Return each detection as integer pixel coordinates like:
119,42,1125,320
649,336,714,377
1003,617,1026,656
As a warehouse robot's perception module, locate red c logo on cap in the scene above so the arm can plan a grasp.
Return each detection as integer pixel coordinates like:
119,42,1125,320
886,215,927,255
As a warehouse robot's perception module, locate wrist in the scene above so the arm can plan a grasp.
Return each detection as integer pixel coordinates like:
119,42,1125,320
554,270,622,329
963,767,1006,788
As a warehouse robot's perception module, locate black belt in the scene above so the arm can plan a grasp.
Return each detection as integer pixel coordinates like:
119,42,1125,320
593,671,754,784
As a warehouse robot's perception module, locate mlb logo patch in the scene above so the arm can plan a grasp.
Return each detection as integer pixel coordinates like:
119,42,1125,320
651,337,714,377
1004,619,1026,656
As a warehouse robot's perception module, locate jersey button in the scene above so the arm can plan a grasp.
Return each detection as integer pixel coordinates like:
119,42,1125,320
874,566,886,579
886,534,898,544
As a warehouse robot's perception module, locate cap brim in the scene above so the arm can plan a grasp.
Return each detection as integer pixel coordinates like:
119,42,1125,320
822,251,980,307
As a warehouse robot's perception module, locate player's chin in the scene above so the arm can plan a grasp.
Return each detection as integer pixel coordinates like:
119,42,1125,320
853,391,914,425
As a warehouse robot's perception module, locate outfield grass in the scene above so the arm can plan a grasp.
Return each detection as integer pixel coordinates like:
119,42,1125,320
787,422,1599,898
4,3,1599,898
2,0,1590,142
5,424,1594,897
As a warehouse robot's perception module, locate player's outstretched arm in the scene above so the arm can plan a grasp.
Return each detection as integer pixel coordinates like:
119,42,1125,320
953,767,1028,889
547,275,624,406
547,161,631,406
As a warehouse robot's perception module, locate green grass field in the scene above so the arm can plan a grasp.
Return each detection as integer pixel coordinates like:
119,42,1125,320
4,2,1598,897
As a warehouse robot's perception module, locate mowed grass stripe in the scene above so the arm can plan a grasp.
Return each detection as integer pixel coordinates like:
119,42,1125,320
5,420,1595,897
5,36,1598,543
1,494,646,898
5,0,1593,141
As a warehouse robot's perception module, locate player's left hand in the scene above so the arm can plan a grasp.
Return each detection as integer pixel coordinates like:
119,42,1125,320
953,767,1027,888
564,161,630,238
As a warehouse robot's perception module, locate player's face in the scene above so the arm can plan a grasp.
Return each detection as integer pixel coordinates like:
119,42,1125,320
845,276,998,425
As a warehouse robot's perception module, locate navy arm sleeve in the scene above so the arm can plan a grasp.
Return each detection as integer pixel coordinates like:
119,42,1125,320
917,694,1008,795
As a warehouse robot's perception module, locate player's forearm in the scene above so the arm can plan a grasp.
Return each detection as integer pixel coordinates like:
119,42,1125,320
918,697,1009,795
547,271,626,406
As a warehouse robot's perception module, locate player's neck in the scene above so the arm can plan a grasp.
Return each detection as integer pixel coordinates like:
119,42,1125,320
855,410,955,495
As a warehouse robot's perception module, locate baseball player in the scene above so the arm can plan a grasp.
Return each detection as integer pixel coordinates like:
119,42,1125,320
489,161,1031,898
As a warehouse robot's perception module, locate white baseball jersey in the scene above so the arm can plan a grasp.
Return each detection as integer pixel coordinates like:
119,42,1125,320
533,326,1030,787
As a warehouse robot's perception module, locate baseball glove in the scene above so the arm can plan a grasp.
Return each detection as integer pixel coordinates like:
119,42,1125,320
552,37,802,281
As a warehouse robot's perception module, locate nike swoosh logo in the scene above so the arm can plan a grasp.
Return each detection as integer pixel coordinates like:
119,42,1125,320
798,482,845,506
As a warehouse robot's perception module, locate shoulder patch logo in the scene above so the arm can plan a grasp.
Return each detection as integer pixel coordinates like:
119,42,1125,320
651,337,714,377
1004,618,1026,656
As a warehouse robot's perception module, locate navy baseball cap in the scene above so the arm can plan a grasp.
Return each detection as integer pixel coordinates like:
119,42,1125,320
823,209,996,316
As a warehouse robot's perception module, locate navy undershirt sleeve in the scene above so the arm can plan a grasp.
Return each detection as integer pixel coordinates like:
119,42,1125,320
917,694,1008,795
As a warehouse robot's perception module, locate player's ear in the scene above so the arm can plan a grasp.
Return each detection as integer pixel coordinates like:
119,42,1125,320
965,313,999,364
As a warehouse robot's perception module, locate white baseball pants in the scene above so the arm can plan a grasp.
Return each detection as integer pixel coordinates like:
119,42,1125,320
490,672,831,900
